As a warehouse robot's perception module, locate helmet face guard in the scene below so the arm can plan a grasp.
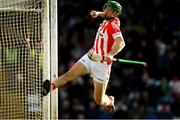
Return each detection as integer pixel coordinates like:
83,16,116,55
103,0,122,14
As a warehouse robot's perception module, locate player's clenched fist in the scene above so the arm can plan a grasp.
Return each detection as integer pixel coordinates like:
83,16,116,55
90,10,98,18
90,10,105,18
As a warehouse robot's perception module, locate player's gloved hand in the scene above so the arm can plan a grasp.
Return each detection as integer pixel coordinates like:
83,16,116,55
103,55,113,62
42,79,51,96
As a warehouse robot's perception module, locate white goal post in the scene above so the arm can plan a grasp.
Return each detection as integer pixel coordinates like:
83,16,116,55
0,0,58,119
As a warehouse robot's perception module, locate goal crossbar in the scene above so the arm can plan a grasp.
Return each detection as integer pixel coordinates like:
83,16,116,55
0,8,42,12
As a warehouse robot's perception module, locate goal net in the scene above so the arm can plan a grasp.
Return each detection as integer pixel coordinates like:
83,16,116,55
0,0,58,119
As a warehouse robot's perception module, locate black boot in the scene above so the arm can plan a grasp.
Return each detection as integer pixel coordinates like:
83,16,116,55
42,79,50,96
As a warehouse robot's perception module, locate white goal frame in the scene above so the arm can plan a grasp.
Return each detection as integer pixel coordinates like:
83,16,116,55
0,0,58,119
43,0,58,119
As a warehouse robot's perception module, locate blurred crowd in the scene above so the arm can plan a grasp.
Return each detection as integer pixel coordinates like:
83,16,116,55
57,0,180,119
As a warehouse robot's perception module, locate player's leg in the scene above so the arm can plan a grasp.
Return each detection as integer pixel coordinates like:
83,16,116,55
90,60,115,114
93,80,115,114
42,54,90,96
51,61,88,88
93,80,109,106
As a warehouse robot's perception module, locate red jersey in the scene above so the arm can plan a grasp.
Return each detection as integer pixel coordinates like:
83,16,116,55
93,17,123,64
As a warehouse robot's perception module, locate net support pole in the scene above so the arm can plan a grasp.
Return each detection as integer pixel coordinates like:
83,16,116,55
50,0,58,119
42,0,58,119
42,0,51,119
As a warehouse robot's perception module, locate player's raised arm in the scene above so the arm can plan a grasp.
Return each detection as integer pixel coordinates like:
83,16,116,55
90,10,105,18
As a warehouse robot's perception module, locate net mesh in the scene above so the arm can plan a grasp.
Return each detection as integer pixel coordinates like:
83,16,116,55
0,0,48,119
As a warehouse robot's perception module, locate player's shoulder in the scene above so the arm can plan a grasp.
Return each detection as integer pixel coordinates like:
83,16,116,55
111,17,120,29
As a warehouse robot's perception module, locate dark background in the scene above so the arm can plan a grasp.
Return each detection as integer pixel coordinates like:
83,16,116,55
57,0,180,119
